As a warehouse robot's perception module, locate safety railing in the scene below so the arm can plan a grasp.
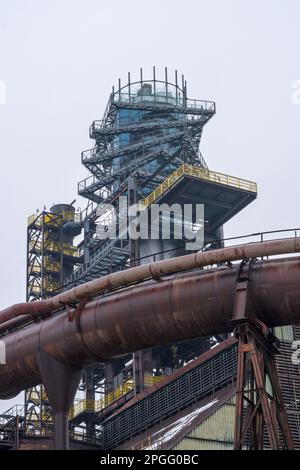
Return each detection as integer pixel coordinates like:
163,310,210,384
69,379,134,419
69,374,171,420
143,373,166,388
28,263,41,274
44,259,61,273
27,213,59,227
29,284,41,295
90,114,211,139
29,240,80,258
29,258,61,274
60,211,81,223
82,127,184,165
100,341,237,449
143,163,258,208
43,278,61,293
27,279,60,295
81,147,100,163
112,92,216,114
28,211,81,227
0,405,24,426
28,389,49,403
78,174,111,198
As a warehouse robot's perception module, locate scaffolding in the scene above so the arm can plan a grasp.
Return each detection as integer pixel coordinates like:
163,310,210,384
64,67,215,289
25,206,82,436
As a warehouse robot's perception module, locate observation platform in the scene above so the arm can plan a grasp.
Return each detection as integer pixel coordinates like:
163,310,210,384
142,164,257,234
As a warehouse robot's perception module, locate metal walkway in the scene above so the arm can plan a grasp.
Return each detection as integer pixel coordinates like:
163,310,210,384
100,338,238,449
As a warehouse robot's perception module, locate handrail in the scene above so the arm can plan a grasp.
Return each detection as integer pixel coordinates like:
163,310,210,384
69,379,134,419
29,239,80,258
112,92,216,113
28,211,81,227
143,163,257,208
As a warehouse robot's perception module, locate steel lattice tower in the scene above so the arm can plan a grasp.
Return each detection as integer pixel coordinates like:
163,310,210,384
65,67,215,288
64,68,218,438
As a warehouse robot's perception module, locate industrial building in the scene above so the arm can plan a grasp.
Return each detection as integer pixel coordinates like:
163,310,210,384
0,69,299,450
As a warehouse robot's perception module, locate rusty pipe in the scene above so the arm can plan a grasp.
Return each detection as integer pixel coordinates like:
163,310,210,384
1,238,299,326
0,315,32,334
0,256,300,399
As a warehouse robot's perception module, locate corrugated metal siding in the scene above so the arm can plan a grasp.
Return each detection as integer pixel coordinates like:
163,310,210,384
102,342,237,449
274,326,295,342
173,439,233,451
173,398,235,450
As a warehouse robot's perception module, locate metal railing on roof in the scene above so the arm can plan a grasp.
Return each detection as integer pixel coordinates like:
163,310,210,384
112,92,216,114
143,163,258,208
28,211,81,227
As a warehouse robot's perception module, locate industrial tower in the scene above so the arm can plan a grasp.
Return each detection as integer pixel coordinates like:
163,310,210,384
23,68,257,442
25,205,81,434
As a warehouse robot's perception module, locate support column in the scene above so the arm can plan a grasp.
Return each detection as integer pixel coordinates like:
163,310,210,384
133,349,155,394
232,258,294,450
233,321,294,450
36,351,82,450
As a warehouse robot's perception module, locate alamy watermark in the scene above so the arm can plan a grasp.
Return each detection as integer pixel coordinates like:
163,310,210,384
0,340,6,364
291,80,300,105
291,340,300,365
95,197,205,251
0,80,7,105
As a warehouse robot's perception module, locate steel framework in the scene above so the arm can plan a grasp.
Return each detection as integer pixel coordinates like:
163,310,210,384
25,206,81,437
60,68,218,437
65,67,215,288
18,68,259,445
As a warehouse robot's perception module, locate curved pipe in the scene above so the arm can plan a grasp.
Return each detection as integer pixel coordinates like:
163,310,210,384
1,238,300,326
0,256,300,399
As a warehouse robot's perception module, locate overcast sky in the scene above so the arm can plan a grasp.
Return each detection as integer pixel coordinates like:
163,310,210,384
0,0,299,410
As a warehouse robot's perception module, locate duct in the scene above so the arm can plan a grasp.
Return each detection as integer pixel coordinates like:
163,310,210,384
0,255,300,399
0,238,299,326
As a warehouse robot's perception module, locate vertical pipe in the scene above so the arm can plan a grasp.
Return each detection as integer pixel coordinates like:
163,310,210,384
153,65,156,97
60,216,64,288
140,68,143,97
175,69,178,105
15,415,19,450
165,66,168,98
128,72,131,101
54,412,69,450
41,212,45,299
185,80,187,105
118,78,121,100
26,220,30,302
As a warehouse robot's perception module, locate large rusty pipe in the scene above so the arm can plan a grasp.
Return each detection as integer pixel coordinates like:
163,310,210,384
0,238,299,326
0,256,300,399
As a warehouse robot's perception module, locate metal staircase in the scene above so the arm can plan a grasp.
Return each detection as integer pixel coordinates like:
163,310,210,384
64,68,215,289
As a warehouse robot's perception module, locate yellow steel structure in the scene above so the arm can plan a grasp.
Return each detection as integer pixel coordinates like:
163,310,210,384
69,374,166,419
29,239,80,258
143,163,257,208
27,210,81,227
143,373,166,388
69,379,135,418
29,257,61,274
26,209,82,435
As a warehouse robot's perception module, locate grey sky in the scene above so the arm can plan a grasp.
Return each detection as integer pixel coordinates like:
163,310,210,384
0,0,299,410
